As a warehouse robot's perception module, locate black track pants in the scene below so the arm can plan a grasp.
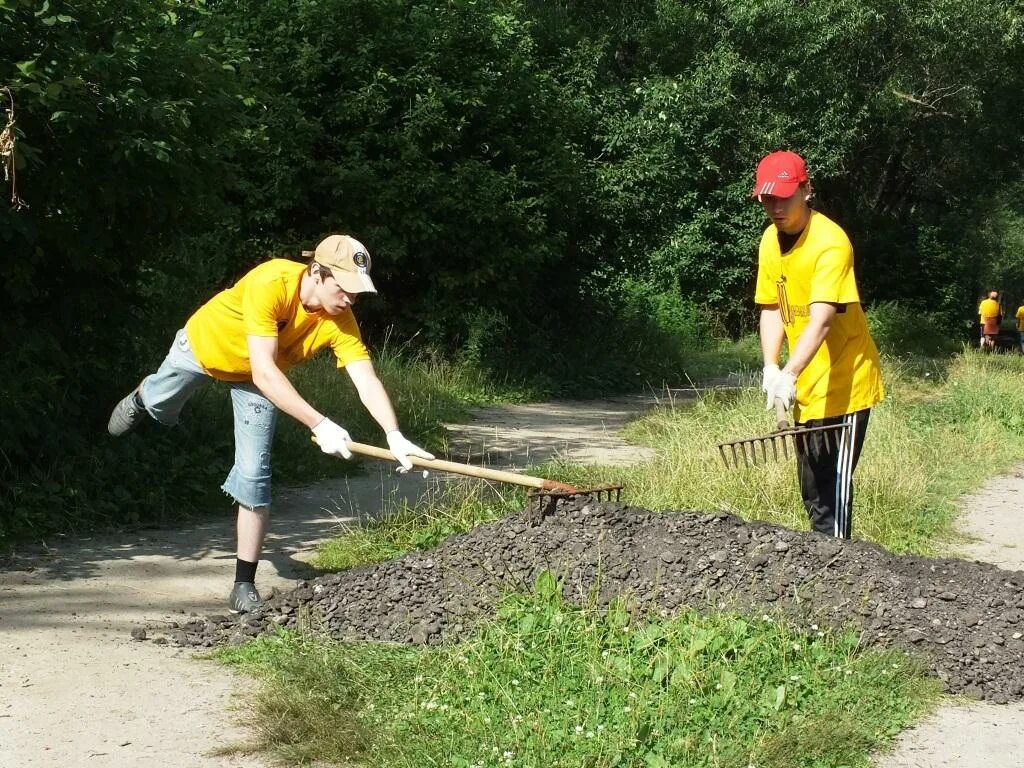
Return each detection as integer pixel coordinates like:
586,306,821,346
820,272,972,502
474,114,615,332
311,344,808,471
794,408,871,539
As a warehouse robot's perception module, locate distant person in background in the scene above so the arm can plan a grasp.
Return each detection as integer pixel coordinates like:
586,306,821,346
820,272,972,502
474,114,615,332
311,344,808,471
106,235,434,613
752,150,884,540
978,291,1002,351
1016,300,1024,353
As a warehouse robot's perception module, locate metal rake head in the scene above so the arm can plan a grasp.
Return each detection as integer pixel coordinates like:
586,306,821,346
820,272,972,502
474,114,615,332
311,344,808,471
716,423,851,469
526,483,624,524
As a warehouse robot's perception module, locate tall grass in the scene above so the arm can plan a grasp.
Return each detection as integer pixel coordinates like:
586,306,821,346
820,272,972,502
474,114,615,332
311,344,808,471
219,575,938,768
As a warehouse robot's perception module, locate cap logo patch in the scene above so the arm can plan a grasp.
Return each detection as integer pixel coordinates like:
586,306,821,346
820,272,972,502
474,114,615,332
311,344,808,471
777,170,790,179
352,251,370,272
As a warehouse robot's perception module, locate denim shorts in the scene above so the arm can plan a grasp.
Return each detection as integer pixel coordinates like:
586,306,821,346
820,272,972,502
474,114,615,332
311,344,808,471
140,328,279,509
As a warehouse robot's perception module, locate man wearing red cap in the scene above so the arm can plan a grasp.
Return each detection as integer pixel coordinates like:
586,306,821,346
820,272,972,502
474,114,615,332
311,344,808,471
752,151,884,539
106,234,434,612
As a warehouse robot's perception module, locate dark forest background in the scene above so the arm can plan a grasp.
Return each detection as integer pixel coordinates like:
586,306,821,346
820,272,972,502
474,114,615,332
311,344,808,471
3,0,1022,540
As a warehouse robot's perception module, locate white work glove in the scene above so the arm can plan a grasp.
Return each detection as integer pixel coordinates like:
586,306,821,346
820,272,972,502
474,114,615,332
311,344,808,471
764,369,798,411
761,363,781,408
386,430,435,472
312,418,352,459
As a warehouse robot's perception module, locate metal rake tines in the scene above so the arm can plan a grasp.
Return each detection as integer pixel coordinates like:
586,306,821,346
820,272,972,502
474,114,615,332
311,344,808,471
529,483,624,505
716,423,851,469
526,484,625,526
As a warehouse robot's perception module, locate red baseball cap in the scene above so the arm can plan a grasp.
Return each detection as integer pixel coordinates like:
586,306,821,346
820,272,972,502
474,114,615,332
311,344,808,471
752,150,808,198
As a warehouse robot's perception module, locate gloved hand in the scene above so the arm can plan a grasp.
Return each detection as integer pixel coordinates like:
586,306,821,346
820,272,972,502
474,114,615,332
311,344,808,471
761,363,781,409
765,369,798,411
386,430,435,472
311,418,352,459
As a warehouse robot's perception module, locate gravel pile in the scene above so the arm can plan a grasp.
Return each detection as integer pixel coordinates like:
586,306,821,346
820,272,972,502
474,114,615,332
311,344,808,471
145,500,1024,702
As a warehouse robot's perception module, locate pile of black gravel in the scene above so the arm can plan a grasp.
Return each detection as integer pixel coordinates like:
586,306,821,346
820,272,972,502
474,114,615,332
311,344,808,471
144,500,1024,702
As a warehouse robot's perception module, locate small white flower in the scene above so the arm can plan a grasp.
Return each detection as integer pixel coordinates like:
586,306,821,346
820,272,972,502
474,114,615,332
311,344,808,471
601,650,610,658
504,751,513,759
595,676,604,684
575,725,584,734
623,706,632,713
810,624,818,630
586,730,595,738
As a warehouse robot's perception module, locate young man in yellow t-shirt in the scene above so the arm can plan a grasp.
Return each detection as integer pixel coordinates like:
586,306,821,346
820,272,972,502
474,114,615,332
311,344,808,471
978,291,1002,351
1016,301,1024,353
107,235,433,613
752,150,884,539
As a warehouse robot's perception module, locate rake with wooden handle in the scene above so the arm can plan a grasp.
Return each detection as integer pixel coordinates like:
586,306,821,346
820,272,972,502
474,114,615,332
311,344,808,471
314,438,624,522
716,398,851,469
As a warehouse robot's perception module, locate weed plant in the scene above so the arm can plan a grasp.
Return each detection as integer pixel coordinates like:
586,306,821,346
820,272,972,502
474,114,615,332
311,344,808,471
219,572,938,768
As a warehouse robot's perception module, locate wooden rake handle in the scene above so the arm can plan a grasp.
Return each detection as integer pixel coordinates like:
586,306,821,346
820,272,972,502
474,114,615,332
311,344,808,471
775,397,793,430
314,436,579,493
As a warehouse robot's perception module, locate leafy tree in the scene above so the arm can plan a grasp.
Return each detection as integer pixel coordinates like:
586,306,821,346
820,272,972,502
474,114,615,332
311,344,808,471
0,0,246,537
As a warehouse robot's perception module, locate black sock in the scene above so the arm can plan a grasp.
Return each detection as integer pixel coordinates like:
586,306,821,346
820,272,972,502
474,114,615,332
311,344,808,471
235,558,258,584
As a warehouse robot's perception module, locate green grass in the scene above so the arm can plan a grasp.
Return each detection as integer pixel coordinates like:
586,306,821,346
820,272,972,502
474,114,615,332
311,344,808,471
218,573,939,768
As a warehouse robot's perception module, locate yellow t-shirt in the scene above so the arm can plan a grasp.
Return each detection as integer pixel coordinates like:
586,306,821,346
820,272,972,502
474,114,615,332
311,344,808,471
754,211,884,421
1016,305,1024,331
978,298,1000,320
184,259,370,382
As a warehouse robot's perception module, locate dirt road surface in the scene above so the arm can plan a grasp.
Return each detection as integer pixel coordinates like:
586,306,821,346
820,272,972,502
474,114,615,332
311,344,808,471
1,391,1021,767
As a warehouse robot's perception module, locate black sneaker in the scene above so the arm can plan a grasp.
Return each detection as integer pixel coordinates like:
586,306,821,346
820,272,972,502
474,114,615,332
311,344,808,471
107,387,147,436
228,582,264,614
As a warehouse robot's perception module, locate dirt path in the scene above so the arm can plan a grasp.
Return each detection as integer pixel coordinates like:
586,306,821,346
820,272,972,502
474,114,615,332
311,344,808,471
1,389,1021,767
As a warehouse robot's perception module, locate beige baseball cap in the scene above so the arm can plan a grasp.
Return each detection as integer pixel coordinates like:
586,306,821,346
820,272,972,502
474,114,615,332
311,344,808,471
312,234,377,294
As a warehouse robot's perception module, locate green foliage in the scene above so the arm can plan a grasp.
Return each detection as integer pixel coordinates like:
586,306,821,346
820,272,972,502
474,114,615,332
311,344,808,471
0,0,250,541
865,301,963,358
218,578,938,767
212,0,599,339
4,0,1024,541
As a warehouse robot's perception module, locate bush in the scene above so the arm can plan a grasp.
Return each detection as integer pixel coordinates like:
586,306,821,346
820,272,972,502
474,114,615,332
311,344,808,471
865,301,963,358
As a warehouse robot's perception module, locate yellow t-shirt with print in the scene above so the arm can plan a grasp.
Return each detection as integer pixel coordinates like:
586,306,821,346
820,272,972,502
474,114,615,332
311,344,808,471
1016,305,1024,331
184,259,370,382
754,211,884,421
